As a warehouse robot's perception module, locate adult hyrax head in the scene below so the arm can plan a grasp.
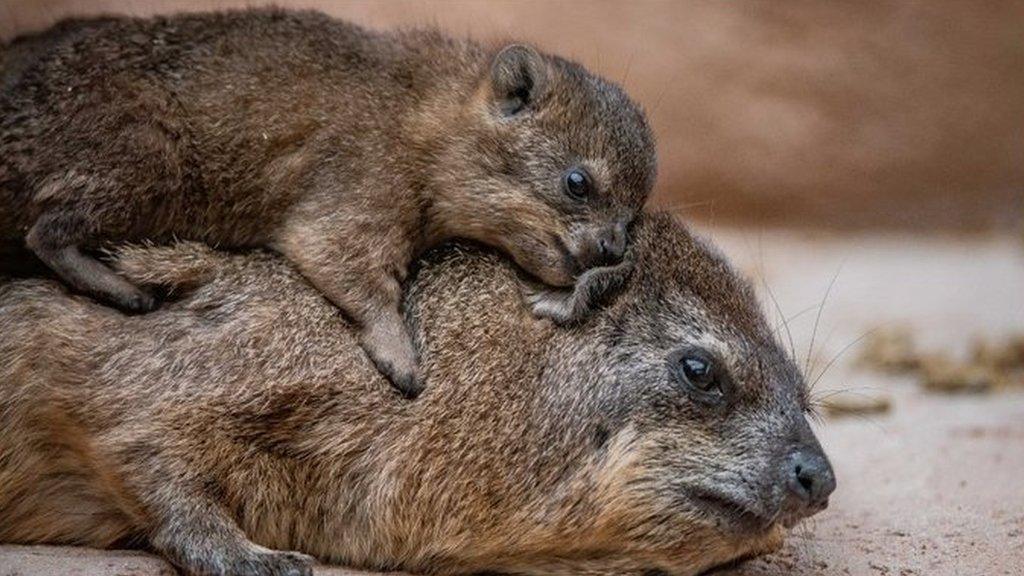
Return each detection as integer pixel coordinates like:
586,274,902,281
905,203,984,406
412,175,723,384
406,212,835,573
0,213,832,576
428,43,656,286
561,214,835,549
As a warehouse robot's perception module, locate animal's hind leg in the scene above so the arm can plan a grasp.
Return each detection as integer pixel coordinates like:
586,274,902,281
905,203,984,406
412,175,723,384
26,211,156,311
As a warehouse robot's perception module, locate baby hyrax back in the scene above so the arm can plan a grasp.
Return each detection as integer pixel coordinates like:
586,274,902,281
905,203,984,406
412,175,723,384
0,9,657,397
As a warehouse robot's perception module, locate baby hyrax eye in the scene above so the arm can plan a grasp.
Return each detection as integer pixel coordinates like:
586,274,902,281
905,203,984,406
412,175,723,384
563,168,592,201
668,347,730,405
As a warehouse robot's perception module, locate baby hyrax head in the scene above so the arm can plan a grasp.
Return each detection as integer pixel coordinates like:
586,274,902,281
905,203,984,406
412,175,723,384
434,44,657,287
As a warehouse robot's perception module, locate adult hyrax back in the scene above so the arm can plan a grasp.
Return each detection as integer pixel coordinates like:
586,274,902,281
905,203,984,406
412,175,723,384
0,213,834,576
0,8,656,395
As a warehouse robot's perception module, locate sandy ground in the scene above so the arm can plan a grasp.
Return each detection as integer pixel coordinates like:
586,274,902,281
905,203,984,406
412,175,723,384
1,229,1023,575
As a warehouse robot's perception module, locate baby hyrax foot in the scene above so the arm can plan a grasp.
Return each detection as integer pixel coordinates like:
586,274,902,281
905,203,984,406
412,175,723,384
527,254,634,326
25,237,157,313
359,309,423,398
120,286,158,312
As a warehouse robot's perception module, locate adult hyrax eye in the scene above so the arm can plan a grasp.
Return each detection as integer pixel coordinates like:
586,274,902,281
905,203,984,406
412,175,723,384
563,168,592,201
668,347,729,405
682,355,715,390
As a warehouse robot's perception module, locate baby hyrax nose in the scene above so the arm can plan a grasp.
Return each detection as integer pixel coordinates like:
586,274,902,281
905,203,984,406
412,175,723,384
593,222,627,266
787,447,836,509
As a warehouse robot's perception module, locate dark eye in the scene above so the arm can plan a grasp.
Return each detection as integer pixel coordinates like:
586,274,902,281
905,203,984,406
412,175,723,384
668,348,729,404
682,356,716,391
563,168,591,200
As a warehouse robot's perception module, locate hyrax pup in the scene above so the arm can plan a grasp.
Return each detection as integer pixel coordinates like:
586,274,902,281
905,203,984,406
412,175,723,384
0,9,656,396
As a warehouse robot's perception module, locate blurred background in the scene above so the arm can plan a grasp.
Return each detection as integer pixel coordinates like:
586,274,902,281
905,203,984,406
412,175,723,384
3,0,1023,232
2,2,1022,575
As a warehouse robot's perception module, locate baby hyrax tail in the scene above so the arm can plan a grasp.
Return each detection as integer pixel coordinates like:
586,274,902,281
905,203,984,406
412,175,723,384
0,9,657,397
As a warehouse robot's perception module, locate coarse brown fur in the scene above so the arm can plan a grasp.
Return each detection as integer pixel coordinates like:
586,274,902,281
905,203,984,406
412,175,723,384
0,8,656,395
0,212,832,576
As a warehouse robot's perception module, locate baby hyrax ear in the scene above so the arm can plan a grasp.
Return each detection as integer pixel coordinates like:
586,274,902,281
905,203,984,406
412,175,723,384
489,44,549,116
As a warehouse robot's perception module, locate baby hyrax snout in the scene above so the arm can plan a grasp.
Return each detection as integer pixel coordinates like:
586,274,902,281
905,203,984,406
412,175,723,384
520,211,637,326
570,217,630,270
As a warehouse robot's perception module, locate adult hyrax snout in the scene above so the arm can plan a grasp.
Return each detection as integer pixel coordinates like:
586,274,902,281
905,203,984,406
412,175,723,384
0,213,831,576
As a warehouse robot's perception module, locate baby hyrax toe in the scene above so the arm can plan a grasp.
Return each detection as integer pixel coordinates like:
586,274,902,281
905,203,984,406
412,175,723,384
388,366,424,400
527,289,576,325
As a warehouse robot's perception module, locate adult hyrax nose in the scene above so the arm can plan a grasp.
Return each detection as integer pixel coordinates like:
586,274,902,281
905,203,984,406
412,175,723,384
593,221,627,266
787,447,836,509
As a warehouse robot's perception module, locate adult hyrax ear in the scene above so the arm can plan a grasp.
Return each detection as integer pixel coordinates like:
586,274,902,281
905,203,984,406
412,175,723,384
489,44,549,116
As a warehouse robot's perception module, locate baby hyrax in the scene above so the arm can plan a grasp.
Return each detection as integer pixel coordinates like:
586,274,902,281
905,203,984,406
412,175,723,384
0,9,657,396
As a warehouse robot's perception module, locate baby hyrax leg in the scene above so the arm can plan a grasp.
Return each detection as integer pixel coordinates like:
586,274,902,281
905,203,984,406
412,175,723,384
275,226,422,397
26,212,156,312
527,253,634,325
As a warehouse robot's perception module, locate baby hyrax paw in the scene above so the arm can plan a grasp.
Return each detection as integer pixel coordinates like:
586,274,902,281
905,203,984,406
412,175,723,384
118,286,158,313
527,254,634,326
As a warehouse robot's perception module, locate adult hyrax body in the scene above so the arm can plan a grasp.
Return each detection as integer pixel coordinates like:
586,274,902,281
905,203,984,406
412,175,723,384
0,9,656,395
0,213,834,576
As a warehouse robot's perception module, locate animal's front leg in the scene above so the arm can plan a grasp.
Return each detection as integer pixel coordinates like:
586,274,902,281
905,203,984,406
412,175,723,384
27,210,156,311
147,489,314,576
274,217,422,397
357,297,423,397
526,253,635,325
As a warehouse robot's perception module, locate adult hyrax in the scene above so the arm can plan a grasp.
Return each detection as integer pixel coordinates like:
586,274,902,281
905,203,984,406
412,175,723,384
0,8,656,395
0,213,835,576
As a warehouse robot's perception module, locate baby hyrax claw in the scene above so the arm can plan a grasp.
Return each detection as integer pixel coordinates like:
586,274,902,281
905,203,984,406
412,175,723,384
527,254,634,326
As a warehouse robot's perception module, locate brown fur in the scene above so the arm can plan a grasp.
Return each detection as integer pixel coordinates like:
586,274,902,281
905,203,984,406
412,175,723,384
0,212,832,576
0,8,656,395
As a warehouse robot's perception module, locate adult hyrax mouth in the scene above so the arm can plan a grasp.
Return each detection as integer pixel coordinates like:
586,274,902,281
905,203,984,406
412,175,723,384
686,488,781,535
690,488,830,537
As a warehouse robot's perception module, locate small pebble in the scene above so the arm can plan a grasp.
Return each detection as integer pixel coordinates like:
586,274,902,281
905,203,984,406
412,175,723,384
920,356,996,394
822,391,892,417
857,326,920,374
